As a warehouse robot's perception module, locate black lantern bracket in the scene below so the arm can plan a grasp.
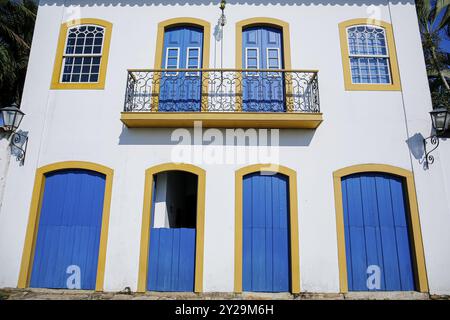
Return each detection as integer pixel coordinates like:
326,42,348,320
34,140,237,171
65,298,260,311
423,134,439,169
10,131,28,165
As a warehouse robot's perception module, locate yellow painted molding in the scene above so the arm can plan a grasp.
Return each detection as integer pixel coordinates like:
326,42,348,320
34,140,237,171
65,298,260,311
235,17,292,111
120,112,323,129
236,17,292,70
17,161,114,291
332,164,428,293
152,18,211,111
234,164,300,293
50,18,113,90
137,163,206,293
338,19,401,91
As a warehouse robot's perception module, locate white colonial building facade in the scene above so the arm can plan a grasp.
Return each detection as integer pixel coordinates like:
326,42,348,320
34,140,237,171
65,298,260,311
0,0,450,295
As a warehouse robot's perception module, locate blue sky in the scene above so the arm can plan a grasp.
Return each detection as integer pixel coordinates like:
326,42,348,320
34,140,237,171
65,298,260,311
441,36,449,52
435,5,449,53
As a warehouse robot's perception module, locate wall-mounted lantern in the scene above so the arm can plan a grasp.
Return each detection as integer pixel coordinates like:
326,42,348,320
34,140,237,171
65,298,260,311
0,104,28,165
423,106,450,169
219,0,227,27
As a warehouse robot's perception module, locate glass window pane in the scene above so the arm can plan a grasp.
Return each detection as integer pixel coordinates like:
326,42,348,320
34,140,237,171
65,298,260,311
247,49,257,58
75,46,83,54
62,74,71,82
168,57,178,66
247,58,257,68
189,48,199,58
62,25,106,83
347,25,392,84
71,74,80,82
268,49,278,59
92,46,101,54
188,59,198,68
94,37,103,45
91,65,100,73
246,49,258,69
65,46,74,54
168,49,178,57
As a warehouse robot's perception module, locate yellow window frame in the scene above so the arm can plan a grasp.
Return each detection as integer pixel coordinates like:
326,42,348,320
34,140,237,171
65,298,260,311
338,19,401,91
50,18,113,90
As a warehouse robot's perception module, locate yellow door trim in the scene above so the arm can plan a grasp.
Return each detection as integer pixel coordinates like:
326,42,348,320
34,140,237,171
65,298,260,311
333,163,428,293
137,163,206,293
234,164,300,293
235,18,293,112
152,18,211,111
17,161,114,291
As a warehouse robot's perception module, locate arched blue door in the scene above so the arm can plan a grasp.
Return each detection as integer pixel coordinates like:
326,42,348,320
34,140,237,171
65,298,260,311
242,172,290,292
30,169,106,289
147,172,196,292
342,173,415,291
242,26,285,112
159,26,203,111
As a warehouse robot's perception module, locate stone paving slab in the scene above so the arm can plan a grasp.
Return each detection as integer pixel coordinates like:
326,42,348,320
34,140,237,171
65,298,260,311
0,288,448,300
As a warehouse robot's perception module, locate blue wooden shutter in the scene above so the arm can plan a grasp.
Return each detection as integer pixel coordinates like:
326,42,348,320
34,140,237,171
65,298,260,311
30,169,106,290
342,173,415,291
242,26,285,112
159,26,203,112
148,228,196,292
242,172,290,292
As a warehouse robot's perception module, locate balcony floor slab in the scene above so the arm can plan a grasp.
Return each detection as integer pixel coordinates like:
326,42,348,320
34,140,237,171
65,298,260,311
120,112,323,129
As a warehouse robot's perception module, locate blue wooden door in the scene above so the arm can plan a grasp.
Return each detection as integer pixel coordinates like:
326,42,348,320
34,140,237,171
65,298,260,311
242,172,290,292
147,177,196,292
342,173,415,291
159,26,203,112
242,26,285,112
30,169,106,290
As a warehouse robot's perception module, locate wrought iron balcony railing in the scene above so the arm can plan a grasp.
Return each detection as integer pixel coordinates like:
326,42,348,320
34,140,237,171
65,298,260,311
124,69,320,113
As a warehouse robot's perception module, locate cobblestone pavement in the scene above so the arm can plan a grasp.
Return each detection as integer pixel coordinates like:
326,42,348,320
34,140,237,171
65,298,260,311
0,288,448,300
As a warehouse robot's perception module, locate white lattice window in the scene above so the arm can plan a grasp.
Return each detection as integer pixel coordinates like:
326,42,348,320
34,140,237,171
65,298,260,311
347,25,391,84
61,25,105,83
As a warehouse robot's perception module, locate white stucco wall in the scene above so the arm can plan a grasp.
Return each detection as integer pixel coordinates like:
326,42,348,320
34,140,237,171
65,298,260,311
0,0,449,294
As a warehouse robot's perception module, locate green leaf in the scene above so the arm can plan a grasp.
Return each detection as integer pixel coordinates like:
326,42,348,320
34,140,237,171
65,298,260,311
435,0,450,16
437,6,450,32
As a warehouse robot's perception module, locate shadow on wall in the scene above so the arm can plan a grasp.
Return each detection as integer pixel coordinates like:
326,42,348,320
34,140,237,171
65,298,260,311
118,126,316,147
406,133,427,169
40,0,415,7
405,132,448,170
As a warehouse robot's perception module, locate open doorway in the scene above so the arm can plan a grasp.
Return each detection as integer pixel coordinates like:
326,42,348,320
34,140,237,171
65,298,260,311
152,171,197,229
148,170,198,292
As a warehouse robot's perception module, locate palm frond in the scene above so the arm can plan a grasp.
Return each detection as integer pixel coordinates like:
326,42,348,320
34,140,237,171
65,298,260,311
437,6,450,32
